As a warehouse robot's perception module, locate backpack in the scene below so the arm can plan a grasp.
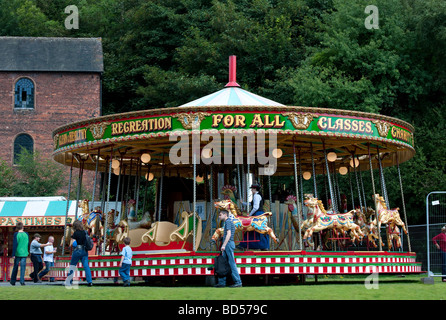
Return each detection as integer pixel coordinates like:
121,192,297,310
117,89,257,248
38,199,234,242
84,231,94,251
213,252,231,278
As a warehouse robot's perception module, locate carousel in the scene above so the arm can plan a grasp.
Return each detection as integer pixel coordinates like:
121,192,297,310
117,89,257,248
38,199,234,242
49,56,421,283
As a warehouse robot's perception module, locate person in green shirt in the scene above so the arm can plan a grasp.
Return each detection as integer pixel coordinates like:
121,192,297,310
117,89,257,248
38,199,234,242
10,222,29,286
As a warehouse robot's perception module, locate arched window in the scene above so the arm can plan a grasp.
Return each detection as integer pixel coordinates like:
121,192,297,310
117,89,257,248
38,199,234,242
14,134,34,164
14,78,34,109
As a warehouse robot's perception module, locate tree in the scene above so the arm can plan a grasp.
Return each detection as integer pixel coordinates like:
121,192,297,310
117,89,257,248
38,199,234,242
0,159,16,196
12,149,66,197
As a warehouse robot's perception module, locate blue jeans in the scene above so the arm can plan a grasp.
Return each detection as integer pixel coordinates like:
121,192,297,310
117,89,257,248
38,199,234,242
218,241,242,286
39,261,54,281
10,256,27,285
67,248,92,284
119,263,131,282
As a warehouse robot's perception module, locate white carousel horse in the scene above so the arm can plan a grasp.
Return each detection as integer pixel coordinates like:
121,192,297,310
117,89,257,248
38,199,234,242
373,194,407,249
303,196,364,243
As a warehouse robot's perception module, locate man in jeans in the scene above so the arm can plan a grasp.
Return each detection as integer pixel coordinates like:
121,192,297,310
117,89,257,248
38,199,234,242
10,222,29,286
38,236,57,282
29,233,51,283
215,210,242,288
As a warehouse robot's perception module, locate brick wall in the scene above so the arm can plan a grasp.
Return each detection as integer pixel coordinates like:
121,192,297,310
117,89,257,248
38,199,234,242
0,71,101,164
0,71,101,195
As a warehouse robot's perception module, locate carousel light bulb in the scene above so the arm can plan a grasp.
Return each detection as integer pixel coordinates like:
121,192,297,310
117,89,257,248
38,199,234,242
349,158,360,168
196,176,203,183
202,148,212,159
327,152,337,162
141,153,151,163
339,166,348,175
111,159,120,169
272,148,283,159
303,171,312,180
145,172,154,181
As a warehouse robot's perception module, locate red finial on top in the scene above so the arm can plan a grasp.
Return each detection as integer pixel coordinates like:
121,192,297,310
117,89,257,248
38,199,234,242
225,55,240,87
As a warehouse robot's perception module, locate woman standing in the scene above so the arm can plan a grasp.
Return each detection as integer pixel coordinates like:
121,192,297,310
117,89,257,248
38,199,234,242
65,220,93,287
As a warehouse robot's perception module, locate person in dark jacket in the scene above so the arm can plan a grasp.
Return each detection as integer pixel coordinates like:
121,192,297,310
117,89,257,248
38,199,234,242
29,233,51,283
65,220,93,287
10,222,29,286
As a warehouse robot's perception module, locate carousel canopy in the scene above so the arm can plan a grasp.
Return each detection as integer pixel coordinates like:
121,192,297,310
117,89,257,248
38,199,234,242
178,86,284,108
51,56,415,177
179,56,283,107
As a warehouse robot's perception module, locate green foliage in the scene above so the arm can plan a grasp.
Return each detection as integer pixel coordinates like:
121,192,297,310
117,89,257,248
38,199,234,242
0,159,16,196
10,149,66,197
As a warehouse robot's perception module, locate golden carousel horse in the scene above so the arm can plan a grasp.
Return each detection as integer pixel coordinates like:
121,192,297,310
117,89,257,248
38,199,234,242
102,209,124,252
303,196,364,243
373,194,407,249
354,207,383,249
373,194,408,233
211,199,278,244
78,199,104,238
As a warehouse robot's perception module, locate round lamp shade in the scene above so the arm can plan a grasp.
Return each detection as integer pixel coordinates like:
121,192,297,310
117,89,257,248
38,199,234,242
327,152,337,162
141,153,151,163
303,172,312,180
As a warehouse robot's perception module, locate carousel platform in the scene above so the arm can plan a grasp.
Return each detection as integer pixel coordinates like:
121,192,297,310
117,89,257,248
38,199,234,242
50,250,422,281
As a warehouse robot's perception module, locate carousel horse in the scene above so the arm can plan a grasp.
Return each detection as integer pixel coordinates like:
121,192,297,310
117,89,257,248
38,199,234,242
127,199,137,222
220,185,243,216
59,221,74,253
387,221,402,250
373,194,408,235
120,199,152,229
299,194,317,248
355,207,383,249
103,209,122,252
303,196,364,243
127,211,152,230
212,199,278,244
285,195,301,234
78,199,104,238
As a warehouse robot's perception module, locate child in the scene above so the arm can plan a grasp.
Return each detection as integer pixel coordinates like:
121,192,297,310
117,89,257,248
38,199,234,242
119,237,132,287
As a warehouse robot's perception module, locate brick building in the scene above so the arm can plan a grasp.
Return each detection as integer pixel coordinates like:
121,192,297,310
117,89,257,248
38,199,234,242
0,37,103,167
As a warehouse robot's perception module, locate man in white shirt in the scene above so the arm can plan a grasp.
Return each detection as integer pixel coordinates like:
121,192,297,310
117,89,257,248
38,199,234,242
38,236,57,282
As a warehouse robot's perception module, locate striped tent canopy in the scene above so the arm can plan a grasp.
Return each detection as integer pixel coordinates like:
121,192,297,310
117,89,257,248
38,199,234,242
0,198,122,216
178,86,284,108
0,200,78,218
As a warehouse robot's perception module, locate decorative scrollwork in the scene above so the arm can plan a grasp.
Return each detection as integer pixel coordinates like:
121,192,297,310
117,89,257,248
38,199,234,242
282,112,316,130
172,112,210,130
372,120,391,137
88,121,110,139
53,133,59,149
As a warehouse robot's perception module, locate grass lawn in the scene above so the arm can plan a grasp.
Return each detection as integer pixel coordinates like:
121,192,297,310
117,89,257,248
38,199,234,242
0,275,444,301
